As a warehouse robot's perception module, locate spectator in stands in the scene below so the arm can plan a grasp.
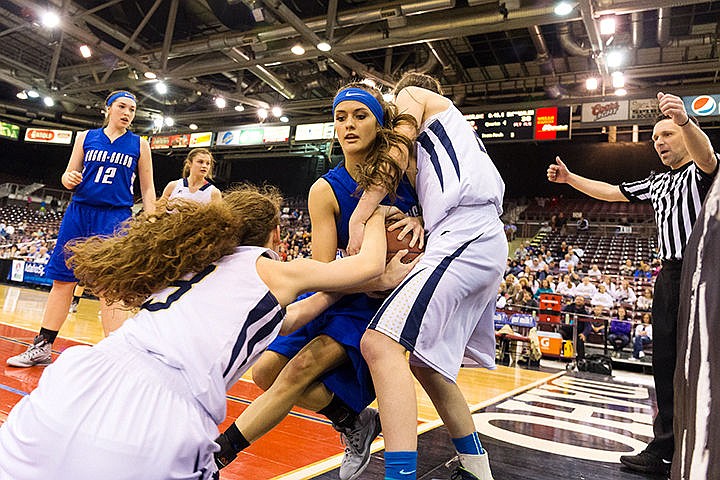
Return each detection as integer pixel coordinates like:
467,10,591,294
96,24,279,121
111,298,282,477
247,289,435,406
631,313,653,361
634,261,653,279
567,246,581,265
620,259,635,277
557,212,568,235
6,90,156,369
506,259,522,276
33,245,50,264
549,213,558,232
574,276,597,298
651,259,662,277
637,287,654,311
598,275,617,295
560,295,591,359
588,304,608,340
566,263,582,284
559,254,572,273
607,306,632,357
576,213,589,232
534,278,554,299
496,288,508,309
556,275,575,297
504,222,517,241
537,263,552,281
591,284,615,310
614,279,637,306
555,240,568,259
518,289,539,313
587,264,603,278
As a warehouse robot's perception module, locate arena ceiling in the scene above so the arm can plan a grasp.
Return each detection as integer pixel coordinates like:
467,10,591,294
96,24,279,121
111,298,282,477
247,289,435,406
0,0,718,132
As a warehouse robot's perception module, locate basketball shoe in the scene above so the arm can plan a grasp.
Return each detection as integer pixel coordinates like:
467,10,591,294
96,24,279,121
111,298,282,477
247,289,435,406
6,335,52,367
336,407,382,480
620,450,671,475
449,453,494,480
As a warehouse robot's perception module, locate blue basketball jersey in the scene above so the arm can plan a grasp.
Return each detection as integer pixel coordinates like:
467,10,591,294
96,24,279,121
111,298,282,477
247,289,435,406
267,162,420,412
72,128,140,208
322,162,419,249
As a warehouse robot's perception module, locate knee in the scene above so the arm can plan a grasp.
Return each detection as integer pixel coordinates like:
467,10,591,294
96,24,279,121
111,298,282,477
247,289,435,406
251,353,285,391
360,330,398,366
272,350,328,390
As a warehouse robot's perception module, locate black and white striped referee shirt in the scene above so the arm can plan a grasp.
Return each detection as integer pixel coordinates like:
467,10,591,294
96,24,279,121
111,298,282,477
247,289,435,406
619,154,719,261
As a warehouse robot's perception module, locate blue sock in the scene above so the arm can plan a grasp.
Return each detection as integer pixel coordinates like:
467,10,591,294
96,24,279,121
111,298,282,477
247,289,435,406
452,432,485,455
384,450,418,480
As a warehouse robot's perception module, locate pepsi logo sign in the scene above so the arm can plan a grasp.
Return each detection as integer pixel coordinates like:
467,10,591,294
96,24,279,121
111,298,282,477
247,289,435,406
691,95,717,116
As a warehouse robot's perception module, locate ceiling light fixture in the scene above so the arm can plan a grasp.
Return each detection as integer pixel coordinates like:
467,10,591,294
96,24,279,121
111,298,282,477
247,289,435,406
16,91,28,100
599,16,616,36
234,104,245,112
316,41,332,52
215,97,226,109
43,96,54,107
553,2,574,16
27,90,40,98
164,117,174,127
611,71,625,88
40,11,60,28
271,106,282,117
585,77,599,91
189,123,198,130
290,44,305,55
606,50,623,68
79,45,92,58
155,81,168,94
614,88,627,96
280,116,289,123
154,117,164,129
257,108,268,120
144,71,157,79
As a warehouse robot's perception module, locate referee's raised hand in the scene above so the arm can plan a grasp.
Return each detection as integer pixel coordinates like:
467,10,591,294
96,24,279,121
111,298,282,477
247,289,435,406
657,91,690,126
547,156,570,183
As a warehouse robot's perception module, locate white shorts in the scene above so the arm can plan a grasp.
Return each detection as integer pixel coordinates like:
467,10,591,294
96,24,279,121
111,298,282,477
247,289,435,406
369,204,506,380
0,339,219,480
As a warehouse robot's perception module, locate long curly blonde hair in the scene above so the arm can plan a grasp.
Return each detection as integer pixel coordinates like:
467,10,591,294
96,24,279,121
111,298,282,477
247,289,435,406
337,83,417,196
67,184,281,308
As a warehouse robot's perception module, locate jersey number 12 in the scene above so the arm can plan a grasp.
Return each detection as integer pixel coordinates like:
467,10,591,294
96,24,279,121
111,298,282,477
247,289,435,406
94,166,117,184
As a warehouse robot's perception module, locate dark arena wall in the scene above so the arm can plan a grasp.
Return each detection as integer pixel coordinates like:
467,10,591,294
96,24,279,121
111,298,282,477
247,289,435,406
3,133,718,199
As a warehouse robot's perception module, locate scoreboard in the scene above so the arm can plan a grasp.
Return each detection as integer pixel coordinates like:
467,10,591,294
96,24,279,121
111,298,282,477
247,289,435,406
465,106,571,142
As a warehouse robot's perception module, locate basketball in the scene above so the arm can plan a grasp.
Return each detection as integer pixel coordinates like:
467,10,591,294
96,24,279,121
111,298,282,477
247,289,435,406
386,229,424,264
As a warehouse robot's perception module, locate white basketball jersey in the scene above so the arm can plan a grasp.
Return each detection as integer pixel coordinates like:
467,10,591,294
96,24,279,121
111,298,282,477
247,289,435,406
414,103,505,233
111,246,284,424
169,178,217,204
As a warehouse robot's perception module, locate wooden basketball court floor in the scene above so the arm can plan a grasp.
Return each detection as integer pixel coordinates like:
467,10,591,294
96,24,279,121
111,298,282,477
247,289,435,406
0,284,658,479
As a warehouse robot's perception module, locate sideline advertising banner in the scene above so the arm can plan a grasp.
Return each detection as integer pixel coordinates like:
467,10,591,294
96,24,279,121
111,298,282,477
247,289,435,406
24,128,73,145
581,101,629,123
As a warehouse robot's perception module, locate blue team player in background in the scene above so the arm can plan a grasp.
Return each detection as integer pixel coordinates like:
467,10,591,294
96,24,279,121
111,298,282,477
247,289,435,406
7,90,156,368
214,83,423,480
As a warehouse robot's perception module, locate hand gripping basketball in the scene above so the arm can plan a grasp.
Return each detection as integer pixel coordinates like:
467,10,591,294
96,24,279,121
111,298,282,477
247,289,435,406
386,228,424,264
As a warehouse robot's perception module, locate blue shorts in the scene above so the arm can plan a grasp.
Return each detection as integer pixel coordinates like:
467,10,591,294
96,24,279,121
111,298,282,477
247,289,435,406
268,293,382,413
46,202,132,282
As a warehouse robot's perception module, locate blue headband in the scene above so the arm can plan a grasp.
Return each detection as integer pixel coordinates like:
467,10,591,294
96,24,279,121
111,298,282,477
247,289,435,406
106,92,137,107
332,87,384,125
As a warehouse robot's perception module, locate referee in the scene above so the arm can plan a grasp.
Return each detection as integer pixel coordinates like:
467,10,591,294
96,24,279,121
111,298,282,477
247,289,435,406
547,91,718,476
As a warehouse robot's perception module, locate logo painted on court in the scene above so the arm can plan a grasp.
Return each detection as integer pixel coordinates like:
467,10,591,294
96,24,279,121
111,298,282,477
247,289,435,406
691,96,717,116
